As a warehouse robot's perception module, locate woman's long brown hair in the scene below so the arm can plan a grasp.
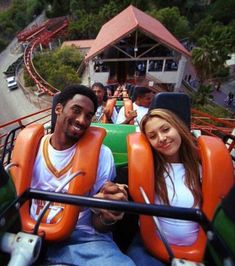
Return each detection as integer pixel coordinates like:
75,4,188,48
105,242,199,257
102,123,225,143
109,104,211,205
140,109,202,207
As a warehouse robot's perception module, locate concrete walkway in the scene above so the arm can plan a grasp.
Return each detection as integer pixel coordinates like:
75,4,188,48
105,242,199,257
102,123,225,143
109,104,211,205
211,79,235,114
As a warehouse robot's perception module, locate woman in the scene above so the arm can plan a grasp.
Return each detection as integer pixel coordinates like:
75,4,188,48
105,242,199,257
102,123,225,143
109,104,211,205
127,108,202,266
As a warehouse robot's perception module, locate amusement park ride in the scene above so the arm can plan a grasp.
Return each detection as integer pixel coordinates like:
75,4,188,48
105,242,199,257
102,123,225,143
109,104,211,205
0,17,235,266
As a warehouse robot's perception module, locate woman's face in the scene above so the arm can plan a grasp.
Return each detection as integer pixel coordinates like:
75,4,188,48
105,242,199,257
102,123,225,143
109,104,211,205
144,116,182,163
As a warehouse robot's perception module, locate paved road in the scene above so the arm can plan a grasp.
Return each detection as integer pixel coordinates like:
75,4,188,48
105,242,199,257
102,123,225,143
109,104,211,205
0,13,50,129
0,40,39,125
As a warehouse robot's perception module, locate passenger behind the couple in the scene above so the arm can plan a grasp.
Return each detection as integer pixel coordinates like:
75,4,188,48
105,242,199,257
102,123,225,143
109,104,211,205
115,86,154,127
127,108,202,266
91,82,118,123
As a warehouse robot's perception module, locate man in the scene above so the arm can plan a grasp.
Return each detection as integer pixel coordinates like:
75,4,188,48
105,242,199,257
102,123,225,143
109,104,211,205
30,84,134,265
116,86,154,126
92,82,118,123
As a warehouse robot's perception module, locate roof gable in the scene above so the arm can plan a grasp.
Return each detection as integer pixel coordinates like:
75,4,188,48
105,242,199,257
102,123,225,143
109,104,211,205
85,5,190,61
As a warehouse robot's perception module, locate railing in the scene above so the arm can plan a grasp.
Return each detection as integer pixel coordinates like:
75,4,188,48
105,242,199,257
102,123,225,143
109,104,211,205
0,108,51,165
191,108,235,136
19,17,69,96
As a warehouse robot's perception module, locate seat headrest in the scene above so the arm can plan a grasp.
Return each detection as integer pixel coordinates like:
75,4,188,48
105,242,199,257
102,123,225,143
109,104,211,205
149,92,191,129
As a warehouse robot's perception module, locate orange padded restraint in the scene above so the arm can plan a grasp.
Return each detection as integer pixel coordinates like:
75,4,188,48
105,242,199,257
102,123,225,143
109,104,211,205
11,124,106,241
128,133,234,262
101,98,117,123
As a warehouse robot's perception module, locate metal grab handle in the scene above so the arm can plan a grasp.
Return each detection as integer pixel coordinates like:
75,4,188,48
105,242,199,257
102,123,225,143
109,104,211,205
33,170,84,234
139,186,174,261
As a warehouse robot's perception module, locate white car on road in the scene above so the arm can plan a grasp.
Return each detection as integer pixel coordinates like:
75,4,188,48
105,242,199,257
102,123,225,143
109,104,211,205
6,76,18,91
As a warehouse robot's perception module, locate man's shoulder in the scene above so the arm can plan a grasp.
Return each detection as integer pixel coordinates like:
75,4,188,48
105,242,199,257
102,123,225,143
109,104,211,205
100,144,112,154
98,144,115,165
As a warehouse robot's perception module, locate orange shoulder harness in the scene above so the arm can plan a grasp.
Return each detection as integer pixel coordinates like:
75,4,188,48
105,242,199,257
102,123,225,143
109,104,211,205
128,133,234,262
10,123,106,241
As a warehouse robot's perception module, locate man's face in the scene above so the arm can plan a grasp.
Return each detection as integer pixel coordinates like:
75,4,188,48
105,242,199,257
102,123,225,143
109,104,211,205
55,94,95,142
139,92,154,108
92,85,105,105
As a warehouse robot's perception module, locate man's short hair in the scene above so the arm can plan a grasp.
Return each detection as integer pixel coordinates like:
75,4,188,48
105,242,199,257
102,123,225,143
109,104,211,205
91,82,105,91
57,84,98,112
133,86,152,101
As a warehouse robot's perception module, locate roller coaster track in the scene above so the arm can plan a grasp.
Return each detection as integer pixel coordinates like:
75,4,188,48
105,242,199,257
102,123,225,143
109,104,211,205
17,17,69,96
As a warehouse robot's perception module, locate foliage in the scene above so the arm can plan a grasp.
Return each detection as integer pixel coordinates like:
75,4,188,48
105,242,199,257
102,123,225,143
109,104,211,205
192,44,217,83
31,46,82,91
148,6,190,39
97,1,122,26
0,0,45,52
208,0,235,25
53,46,83,69
194,103,232,119
192,84,213,105
0,38,7,51
46,0,70,18
23,67,36,87
227,19,235,53
149,0,207,24
190,16,214,42
68,1,123,40
47,65,81,91
192,21,233,85
68,10,100,39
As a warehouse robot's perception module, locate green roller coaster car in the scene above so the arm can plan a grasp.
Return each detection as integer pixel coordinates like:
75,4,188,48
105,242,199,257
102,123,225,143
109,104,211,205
92,122,137,168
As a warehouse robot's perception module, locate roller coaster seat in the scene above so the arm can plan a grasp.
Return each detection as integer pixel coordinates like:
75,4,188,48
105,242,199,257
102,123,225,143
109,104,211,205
127,92,234,262
92,123,137,168
204,184,235,265
10,123,106,241
149,92,191,129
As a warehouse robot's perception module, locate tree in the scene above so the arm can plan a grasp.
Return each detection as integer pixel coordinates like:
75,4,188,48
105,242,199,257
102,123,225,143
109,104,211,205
68,10,100,39
48,65,81,91
192,22,233,84
190,16,214,43
192,39,219,84
148,7,190,39
30,46,82,91
97,1,122,26
54,46,83,69
192,84,213,106
46,0,70,17
208,0,235,25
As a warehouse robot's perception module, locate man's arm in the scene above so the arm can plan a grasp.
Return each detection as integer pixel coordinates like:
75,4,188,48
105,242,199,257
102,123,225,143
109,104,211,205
116,106,137,125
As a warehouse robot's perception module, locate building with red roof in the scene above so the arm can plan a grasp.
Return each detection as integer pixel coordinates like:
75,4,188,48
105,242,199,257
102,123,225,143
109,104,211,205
64,5,191,91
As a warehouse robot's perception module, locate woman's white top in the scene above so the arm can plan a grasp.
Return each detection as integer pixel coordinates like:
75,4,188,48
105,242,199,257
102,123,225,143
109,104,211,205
154,163,199,246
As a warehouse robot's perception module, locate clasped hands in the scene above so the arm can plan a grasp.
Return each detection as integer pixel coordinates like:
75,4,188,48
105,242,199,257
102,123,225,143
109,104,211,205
93,181,128,226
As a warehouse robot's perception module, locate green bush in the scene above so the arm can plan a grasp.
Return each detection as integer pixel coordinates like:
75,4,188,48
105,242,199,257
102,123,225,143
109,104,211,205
194,103,232,118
